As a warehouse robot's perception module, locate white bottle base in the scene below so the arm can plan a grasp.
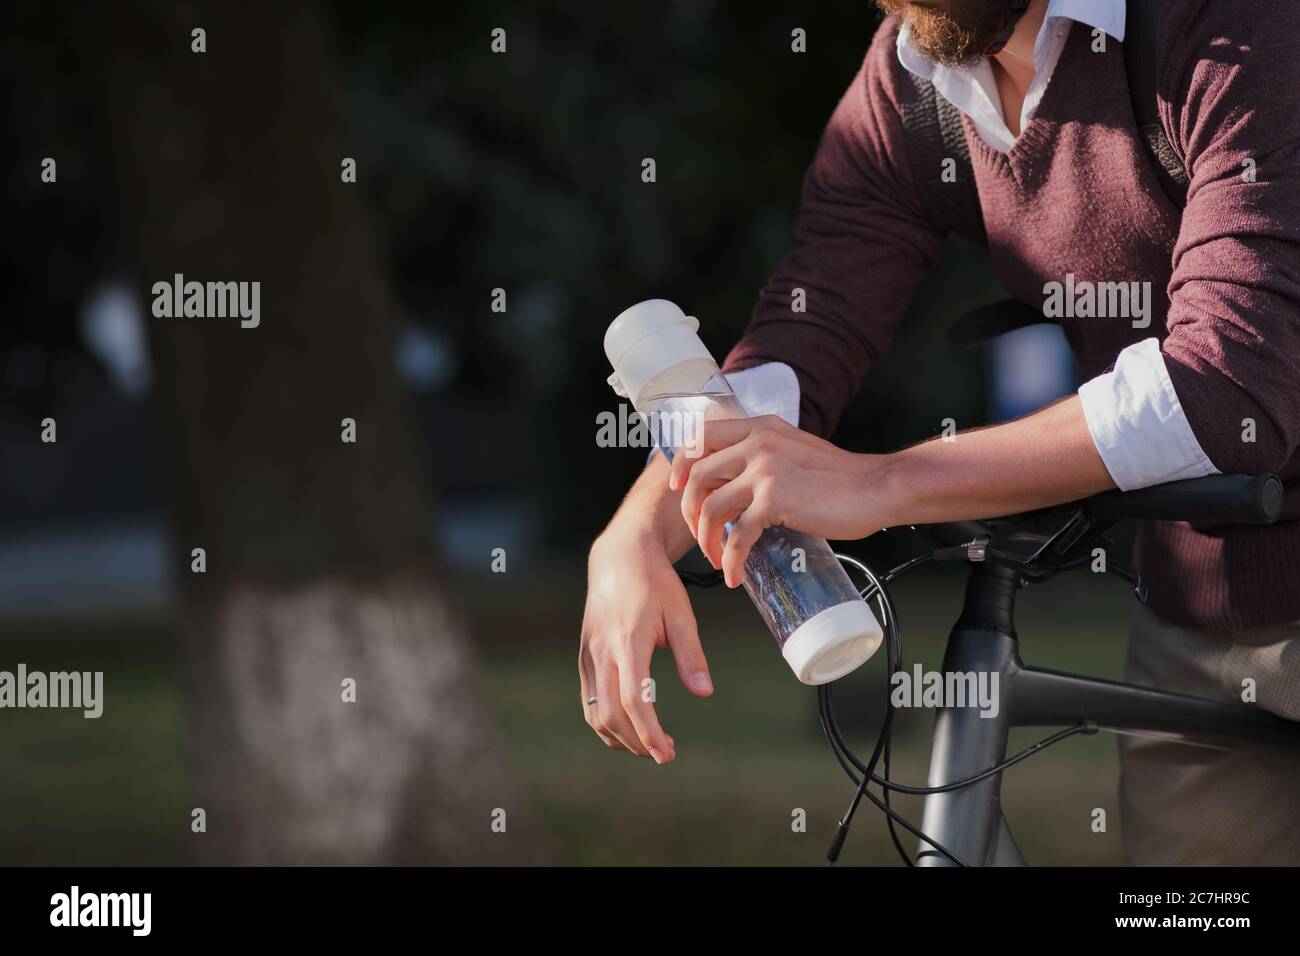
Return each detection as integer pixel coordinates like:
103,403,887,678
781,600,884,685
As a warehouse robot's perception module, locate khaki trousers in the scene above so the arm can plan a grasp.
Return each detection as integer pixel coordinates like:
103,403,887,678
1120,601,1300,865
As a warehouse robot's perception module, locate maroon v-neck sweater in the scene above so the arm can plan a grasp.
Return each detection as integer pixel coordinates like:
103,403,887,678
723,4,1300,630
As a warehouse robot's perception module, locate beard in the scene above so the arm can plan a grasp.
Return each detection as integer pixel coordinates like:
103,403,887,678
875,0,1012,67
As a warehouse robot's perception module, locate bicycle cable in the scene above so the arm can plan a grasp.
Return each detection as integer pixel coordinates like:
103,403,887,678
822,551,1098,867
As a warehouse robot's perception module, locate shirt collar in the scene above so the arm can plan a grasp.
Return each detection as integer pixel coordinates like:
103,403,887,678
1050,0,1125,43
897,0,1127,78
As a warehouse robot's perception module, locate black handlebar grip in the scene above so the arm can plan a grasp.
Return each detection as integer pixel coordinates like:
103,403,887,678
1084,474,1284,525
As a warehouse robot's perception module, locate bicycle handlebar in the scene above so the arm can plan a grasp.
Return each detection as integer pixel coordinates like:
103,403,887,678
1082,474,1283,525
679,474,1286,591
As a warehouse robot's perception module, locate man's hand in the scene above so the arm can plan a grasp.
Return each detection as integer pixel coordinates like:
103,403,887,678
578,454,711,764
668,415,891,587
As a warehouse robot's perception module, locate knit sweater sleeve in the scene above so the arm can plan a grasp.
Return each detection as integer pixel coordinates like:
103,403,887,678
720,19,946,439
1157,0,1300,475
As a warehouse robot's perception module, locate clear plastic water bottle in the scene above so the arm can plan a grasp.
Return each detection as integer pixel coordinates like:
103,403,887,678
604,299,883,684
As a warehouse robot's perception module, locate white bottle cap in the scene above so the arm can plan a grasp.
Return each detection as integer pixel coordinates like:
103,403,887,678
604,299,718,409
781,601,884,685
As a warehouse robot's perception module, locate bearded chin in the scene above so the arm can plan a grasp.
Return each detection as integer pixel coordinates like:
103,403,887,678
876,0,1010,68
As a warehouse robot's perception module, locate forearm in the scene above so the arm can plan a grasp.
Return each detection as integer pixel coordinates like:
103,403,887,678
595,454,696,561
881,395,1115,526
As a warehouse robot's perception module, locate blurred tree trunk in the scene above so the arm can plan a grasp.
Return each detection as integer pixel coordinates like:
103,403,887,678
87,0,539,864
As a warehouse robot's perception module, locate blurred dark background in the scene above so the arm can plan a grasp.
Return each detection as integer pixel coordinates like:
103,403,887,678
0,0,1129,865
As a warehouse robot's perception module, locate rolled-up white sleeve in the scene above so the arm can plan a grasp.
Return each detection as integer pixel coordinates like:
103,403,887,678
1077,337,1219,491
646,362,800,465
724,361,800,427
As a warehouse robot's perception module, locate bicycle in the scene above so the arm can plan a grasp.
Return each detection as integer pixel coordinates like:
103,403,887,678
680,471,1300,866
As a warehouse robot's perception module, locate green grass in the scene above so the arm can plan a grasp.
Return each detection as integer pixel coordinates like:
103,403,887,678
0,563,1135,865
0,610,190,865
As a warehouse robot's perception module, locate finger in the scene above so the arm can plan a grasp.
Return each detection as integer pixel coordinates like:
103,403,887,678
679,444,748,538
721,506,767,588
615,648,675,764
579,645,626,751
696,478,754,569
663,607,713,698
669,417,757,491
594,662,651,757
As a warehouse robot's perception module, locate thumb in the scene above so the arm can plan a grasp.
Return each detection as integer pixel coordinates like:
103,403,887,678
664,608,713,697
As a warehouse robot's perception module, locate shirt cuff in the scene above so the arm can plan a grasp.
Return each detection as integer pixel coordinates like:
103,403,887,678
1077,337,1219,491
722,362,800,427
647,362,801,465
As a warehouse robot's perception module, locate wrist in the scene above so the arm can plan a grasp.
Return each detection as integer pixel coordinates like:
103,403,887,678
862,450,920,531
592,508,688,569
593,517,659,559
